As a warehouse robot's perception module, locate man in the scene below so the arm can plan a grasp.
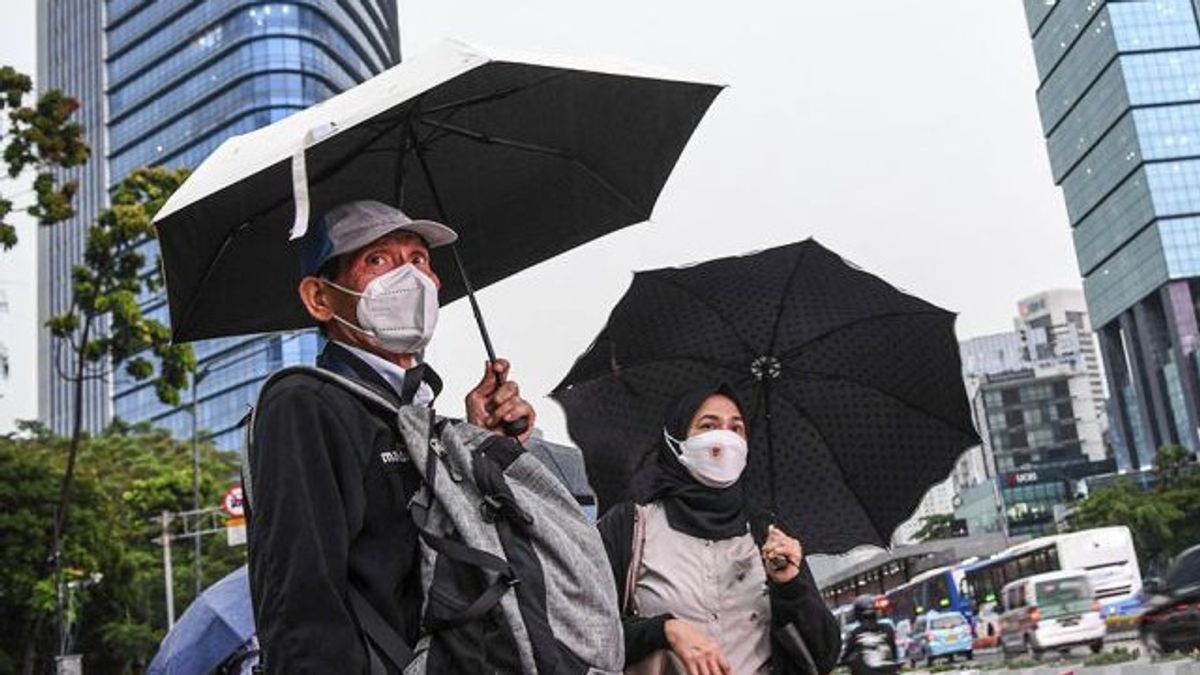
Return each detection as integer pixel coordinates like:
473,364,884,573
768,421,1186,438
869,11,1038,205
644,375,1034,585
247,200,538,673
840,595,899,675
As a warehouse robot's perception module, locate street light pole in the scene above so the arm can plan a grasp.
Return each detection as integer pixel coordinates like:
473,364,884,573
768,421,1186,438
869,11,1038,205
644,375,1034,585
161,511,175,629
190,366,209,598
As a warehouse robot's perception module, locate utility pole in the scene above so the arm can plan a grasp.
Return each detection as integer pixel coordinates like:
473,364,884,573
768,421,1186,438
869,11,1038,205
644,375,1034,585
160,511,175,629
189,367,209,598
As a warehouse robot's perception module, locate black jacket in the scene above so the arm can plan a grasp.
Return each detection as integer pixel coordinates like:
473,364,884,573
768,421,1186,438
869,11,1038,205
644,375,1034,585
247,343,433,674
597,501,841,675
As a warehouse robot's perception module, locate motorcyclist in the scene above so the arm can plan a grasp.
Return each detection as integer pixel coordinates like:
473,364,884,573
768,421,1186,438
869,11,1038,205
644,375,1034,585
840,595,899,675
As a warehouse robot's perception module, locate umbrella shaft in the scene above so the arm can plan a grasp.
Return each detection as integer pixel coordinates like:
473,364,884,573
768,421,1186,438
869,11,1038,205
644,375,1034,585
451,243,499,367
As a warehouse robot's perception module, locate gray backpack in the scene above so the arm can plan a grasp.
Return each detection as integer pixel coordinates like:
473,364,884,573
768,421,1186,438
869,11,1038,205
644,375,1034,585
244,367,623,674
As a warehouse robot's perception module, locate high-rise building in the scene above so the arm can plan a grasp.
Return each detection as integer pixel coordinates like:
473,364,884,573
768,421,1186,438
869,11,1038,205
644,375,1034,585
1022,0,1200,470
961,289,1114,536
39,1,400,448
36,0,111,436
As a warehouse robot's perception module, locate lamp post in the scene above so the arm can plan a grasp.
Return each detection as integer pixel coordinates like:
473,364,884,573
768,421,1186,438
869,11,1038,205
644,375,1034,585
189,365,211,598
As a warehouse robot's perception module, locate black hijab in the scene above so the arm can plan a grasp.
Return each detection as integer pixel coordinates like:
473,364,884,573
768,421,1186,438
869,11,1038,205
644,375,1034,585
630,384,749,540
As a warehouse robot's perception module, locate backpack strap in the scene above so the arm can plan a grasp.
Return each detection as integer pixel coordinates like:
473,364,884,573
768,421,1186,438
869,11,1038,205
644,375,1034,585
347,585,414,675
242,366,400,512
623,503,650,615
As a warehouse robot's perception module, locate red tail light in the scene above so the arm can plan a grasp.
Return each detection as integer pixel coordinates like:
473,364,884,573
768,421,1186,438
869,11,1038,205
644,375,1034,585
1175,603,1189,613
1092,600,1101,613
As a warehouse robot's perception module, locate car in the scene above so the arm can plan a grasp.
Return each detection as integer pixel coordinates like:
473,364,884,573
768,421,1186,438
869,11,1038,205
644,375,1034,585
1139,545,1200,656
907,611,973,666
999,570,1105,658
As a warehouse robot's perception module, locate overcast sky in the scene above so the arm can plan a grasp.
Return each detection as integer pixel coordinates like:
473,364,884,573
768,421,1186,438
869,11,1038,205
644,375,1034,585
0,2,1078,440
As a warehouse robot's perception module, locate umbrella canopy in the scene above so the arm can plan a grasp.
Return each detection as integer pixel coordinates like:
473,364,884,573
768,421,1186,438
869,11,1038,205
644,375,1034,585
147,565,255,675
154,40,721,342
552,240,980,553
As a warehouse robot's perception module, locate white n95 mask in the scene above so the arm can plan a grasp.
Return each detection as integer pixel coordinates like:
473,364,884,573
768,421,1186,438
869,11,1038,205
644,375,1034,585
325,263,439,354
664,428,749,488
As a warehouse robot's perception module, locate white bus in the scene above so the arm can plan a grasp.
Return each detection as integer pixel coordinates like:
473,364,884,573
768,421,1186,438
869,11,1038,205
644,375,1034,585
962,526,1142,617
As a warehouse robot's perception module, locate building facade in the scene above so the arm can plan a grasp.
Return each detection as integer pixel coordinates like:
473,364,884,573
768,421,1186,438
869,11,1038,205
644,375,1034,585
1022,0,1200,470
960,290,1115,536
37,0,111,436
40,1,400,448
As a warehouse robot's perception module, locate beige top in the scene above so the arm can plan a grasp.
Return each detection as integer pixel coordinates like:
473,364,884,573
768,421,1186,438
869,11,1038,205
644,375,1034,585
632,502,772,674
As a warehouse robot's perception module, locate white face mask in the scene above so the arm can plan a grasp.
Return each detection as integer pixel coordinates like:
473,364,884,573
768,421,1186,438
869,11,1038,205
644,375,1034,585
664,428,749,488
324,263,439,355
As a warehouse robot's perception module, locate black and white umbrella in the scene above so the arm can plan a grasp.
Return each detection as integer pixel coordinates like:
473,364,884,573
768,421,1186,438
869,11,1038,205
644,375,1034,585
153,40,721,365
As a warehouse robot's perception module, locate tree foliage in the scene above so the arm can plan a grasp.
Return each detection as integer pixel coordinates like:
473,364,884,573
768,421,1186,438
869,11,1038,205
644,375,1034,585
0,64,90,249
1070,445,1200,575
0,423,244,674
47,165,196,402
912,513,957,543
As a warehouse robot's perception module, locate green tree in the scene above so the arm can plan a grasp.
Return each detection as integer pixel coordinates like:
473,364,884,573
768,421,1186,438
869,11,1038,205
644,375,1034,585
45,165,197,538
0,64,89,249
912,513,957,542
1071,443,1200,574
1153,443,1190,490
0,423,244,674
0,64,198,673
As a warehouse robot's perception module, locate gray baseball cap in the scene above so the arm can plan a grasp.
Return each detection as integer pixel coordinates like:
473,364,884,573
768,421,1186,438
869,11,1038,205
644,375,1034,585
300,200,458,276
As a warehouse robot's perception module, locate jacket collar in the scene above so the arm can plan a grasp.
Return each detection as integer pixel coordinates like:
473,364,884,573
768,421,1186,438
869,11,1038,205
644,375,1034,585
317,341,443,406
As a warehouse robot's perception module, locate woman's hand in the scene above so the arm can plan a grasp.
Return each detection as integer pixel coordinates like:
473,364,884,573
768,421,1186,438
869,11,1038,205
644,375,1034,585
761,524,804,584
664,619,731,675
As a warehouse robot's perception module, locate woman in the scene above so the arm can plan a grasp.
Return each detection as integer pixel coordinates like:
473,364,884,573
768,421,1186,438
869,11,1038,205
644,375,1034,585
598,384,840,675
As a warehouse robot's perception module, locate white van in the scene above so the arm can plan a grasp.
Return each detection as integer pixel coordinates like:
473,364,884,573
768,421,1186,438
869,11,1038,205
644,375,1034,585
999,570,1105,657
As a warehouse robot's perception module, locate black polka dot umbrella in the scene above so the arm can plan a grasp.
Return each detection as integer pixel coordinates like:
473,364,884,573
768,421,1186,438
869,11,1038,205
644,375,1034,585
551,239,980,554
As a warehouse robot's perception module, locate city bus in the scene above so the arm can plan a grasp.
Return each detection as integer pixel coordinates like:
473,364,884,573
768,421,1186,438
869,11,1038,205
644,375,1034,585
886,565,976,626
962,526,1142,617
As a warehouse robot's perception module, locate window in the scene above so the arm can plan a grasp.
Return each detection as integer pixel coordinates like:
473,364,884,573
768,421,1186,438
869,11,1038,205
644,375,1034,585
932,614,965,629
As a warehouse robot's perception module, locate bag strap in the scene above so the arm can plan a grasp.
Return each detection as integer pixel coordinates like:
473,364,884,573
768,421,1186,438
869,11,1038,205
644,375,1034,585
242,366,401,512
776,623,820,675
623,503,650,615
416,528,518,632
347,585,415,675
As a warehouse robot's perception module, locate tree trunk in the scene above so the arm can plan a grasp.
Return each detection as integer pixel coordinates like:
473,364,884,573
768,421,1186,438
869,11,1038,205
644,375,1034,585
21,612,43,675
40,318,92,665
54,322,89,538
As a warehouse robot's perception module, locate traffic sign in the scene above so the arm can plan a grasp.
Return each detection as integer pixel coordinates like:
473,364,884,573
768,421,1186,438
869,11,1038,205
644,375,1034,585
221,485,245,518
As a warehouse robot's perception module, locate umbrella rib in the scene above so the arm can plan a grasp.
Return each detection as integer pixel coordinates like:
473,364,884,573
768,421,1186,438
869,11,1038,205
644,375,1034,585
777,309,954,362
768,388,892,548
173,110,417,338
643,274,760,356
416,117,648,220
765,243,812,355
786,366,980,440
553,354,749,393
420,71,571,115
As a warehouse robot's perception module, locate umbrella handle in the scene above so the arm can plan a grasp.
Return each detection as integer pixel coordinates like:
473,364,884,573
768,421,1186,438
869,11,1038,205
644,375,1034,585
502,417,529,437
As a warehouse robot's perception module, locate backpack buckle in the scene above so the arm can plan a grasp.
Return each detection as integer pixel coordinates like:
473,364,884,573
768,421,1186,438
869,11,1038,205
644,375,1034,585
480,495,502,523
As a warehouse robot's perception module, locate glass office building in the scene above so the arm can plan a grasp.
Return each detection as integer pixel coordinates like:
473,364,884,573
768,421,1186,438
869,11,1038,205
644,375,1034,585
41,1,399,449
1024,0,1200,468
37,0,113,436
